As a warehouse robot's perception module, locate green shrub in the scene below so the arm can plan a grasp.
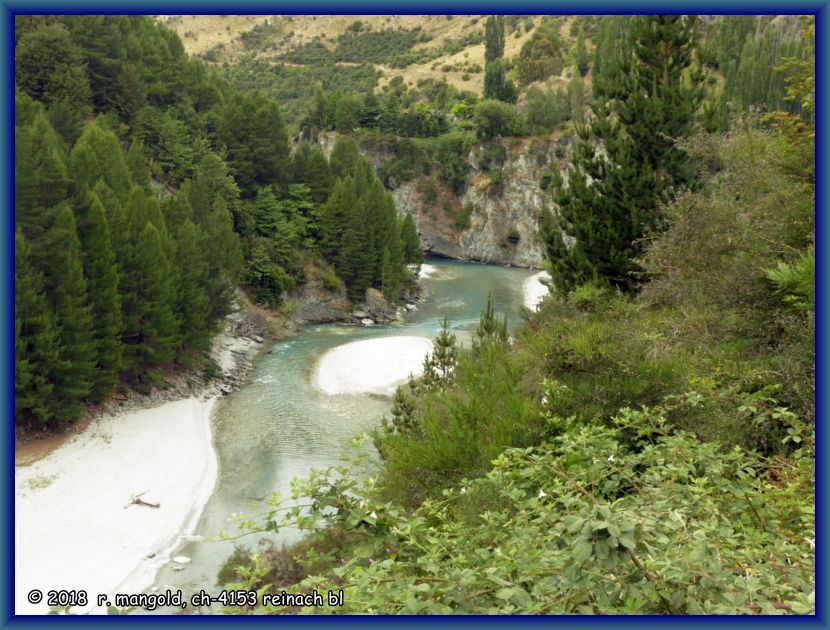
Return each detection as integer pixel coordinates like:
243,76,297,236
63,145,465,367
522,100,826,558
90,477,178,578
454,202,473,230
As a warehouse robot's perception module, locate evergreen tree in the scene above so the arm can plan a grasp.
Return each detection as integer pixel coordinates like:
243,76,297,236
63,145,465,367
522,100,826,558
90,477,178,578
484,16,506,64
217,91,291,197
131,222,181,371
473,291,508,353
336,202,374,301
575,25,590,76
543,15,702,293
389,387,419,436
47,98,85,147
420,315,458,391
202,197,244,322
400,213,423,267
15,112,71,244
174,220,212,354
126,141,151,192
68,123,133,204
360,92,381,128
293,143,333,205
329,136,362,180
319,176,357,261
74,192,124,400
42,204,97,417
15,22,92,115
568,66,585,124
15,230,61,425
187,153,242,227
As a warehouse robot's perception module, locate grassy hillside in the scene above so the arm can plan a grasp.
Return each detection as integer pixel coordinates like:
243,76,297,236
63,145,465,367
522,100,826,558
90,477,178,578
158,15,555,94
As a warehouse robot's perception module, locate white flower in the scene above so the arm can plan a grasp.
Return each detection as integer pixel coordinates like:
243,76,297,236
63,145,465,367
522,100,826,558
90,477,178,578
806,536,815,550
541,395,549,406
538,489,547,499
370,511,377,519
607,454,615,462
460,487,466,494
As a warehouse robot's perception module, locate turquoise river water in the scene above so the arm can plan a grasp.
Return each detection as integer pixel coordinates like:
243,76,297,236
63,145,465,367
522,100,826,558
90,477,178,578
150,259,540,609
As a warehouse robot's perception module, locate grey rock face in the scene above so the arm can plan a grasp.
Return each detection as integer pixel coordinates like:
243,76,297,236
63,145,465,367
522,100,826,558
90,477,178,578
312,132,569,269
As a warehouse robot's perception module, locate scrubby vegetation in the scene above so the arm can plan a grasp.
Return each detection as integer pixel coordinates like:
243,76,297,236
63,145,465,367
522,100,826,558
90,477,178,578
216,17,815,616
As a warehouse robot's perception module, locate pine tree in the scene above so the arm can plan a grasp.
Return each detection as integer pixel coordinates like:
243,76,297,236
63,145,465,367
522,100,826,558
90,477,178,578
15,22,92,115
420,315,458,391
186,152,241,227
575,25,590,76
126,140,151,191
381,246,399,302
294,143,333,205
401,213,423,267
68,123,133,204
217,91,291,197
74,192,124,400
47,98,85,147
15,112,71,244
432,314,459,381
389,387,419,435
329,137,362,180
336,202,374,301
568,66,585,124
202,197,244,323
132,222,181,371
473,291,508,353
15,230,61,425
174,219,212,354
319,177,356,261
42,204,97,418
543,15,702,293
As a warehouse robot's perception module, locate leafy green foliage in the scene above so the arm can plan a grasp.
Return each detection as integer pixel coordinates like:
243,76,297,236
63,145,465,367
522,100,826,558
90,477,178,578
474,100,524,141
227,399,814,614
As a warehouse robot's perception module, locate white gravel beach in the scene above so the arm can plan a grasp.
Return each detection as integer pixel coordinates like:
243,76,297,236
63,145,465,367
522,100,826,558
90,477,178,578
14,326,262,615
312,336,434,396
15,396,218,615
523,271,552,310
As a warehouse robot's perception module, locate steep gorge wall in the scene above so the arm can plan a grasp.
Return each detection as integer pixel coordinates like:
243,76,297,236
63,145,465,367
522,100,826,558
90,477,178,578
314,132,570,269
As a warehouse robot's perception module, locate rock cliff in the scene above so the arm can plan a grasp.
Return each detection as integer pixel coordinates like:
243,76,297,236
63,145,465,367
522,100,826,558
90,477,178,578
312,132,570,269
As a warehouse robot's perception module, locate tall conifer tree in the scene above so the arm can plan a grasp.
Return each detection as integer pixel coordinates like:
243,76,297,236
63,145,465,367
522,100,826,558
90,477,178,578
15,231,61,425
132,222,181,370
543,15,702,293
74,192,124,399
42,204,97,417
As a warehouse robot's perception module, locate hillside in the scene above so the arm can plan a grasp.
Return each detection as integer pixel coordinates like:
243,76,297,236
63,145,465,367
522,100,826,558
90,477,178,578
158,14,559,94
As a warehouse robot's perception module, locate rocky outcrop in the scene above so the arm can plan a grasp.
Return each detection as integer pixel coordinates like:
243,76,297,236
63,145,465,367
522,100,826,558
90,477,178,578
288,275,352,324
362,287,401,324
314,131,568,269
398,137,567,268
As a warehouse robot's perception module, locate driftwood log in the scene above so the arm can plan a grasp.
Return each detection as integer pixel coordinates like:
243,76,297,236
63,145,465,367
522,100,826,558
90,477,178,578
123,491,160,509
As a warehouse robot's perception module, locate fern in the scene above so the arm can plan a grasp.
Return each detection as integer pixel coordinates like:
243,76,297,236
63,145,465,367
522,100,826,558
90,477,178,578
763,247,814,311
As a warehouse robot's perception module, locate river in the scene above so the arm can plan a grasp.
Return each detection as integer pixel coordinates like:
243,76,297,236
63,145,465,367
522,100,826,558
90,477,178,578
150,259,541,608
